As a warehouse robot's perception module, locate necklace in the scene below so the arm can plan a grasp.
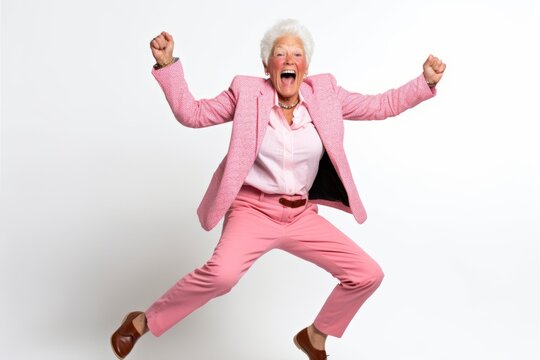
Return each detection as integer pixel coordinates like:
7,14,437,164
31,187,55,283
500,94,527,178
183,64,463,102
278,99,299,110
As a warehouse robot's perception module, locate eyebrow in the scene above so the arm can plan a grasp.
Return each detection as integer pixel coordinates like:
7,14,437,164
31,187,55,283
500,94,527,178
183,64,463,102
273,46,304,52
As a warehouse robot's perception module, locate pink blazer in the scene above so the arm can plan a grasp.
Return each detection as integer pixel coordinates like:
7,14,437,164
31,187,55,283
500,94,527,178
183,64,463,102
153,60,436,231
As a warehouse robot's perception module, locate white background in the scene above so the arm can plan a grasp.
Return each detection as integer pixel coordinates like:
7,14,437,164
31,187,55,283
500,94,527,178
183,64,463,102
1,0,539,359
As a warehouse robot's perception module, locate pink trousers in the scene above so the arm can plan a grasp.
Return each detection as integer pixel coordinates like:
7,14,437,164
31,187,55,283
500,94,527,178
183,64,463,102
145,185,384,338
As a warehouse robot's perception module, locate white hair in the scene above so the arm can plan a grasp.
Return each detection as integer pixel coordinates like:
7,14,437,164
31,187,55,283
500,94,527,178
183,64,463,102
260,19,314,66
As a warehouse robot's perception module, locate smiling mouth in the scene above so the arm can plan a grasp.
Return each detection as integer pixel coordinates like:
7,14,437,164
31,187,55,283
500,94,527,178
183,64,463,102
280,70,297,81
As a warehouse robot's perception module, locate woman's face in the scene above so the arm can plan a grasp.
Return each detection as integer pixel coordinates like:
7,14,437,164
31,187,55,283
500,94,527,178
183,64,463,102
265,35,308,103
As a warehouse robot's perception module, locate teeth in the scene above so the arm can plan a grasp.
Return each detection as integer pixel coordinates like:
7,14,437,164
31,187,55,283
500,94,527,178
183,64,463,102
281,70,296,74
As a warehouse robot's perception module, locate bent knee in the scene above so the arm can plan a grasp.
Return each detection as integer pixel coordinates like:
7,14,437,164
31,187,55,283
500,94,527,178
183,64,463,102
197,263,242,294
342,262,384,289
212,271,240,293
367,263,384,288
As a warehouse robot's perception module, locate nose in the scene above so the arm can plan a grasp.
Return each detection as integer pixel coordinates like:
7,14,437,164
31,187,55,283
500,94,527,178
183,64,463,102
285,53,294,64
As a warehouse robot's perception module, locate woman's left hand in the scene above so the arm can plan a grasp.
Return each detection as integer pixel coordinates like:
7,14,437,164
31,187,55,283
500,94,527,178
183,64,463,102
423,54,446,87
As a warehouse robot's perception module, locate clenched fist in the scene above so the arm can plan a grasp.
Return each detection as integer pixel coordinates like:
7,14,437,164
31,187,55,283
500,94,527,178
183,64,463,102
423,54,446,87
150,31,175,68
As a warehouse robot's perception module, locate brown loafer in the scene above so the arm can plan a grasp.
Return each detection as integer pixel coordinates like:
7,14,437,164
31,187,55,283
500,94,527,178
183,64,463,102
111,311,144,359
293,328,328,360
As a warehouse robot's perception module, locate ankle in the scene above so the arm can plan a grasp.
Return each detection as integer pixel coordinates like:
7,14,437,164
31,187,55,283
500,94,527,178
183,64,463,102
132,313,149,335
307,324,327,350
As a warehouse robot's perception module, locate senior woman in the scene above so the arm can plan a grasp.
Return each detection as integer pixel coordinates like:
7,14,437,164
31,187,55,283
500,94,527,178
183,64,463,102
111,19,445,359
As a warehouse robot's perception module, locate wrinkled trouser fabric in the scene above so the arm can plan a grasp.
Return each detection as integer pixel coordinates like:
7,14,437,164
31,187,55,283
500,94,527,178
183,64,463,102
146,185,384,337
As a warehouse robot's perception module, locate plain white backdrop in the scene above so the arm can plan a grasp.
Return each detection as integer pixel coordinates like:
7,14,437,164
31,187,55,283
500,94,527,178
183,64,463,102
2,0,539,359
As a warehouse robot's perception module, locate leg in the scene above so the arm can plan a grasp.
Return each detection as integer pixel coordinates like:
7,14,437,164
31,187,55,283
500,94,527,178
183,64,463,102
281,207,384,339
145,204,281,336
112,192,282,358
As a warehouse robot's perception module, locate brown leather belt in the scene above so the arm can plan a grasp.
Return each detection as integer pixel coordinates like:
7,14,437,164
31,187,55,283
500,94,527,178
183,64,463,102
278,197,307,208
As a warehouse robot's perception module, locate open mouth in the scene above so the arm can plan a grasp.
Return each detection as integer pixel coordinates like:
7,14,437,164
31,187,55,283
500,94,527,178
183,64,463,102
280,70,297,87
280,70,297,80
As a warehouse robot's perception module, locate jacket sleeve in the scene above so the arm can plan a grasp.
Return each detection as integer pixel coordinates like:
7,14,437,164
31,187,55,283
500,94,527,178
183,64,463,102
152,60,236,128
332,74,436,120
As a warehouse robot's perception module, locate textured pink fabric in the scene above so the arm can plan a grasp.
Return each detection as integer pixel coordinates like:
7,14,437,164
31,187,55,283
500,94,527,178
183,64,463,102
152,60,435,230
145,185,384,338
244,91,324,196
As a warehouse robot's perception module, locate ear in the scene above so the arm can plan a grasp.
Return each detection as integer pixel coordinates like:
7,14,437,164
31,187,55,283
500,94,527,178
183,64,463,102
262,61,268,75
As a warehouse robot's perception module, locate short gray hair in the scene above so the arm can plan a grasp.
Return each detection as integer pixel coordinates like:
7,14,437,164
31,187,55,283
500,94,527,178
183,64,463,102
260,19,314,66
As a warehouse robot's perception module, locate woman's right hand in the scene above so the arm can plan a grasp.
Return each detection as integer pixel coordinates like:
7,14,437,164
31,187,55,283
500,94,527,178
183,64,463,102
150,31,175,67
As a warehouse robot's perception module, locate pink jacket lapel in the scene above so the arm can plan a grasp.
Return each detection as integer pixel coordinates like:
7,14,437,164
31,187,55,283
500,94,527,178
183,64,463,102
255,82,274,155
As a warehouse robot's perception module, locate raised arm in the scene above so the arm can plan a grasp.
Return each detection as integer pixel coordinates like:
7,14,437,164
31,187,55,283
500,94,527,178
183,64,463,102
336,54,445,120
150,31,236,128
